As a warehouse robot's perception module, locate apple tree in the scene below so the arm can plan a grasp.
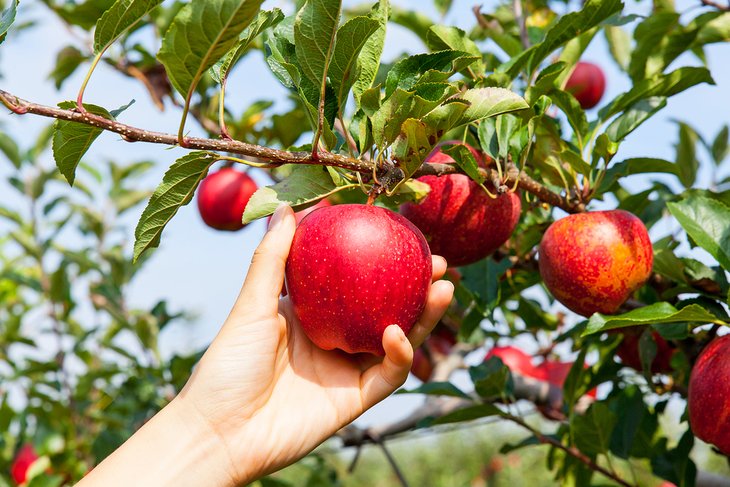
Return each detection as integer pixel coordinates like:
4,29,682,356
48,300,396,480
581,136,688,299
0,0,729,485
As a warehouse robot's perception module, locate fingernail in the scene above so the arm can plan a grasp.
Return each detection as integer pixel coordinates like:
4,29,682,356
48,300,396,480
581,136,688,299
268,204,288,231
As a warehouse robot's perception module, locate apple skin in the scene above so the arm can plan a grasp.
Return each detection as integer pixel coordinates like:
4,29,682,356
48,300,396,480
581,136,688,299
411,326,456,382
538,210,653,317
485,346,540,379
615,327,675,374
285,204,432,355
565,61,606,109
536,361,597,398
400,143,521,267
688,335,730,455
197,167,258,231
11,444,39,485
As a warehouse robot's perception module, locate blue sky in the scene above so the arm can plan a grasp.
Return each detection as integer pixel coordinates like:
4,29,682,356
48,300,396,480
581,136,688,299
1,0,728,425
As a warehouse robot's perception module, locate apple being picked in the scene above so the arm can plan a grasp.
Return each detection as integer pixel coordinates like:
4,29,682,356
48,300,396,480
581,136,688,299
400,142,521,267
285,204,432,355
688,335,730,455
197,167,258,231
411,326,456,382
565,61,606,109
11,444,39,485
538,210,653,317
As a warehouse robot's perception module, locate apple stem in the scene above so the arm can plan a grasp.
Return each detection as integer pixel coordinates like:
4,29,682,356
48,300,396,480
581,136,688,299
366,192,377,206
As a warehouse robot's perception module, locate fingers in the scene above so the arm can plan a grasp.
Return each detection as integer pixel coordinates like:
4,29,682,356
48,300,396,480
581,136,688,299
407,280,454,348
432,255,447,282
359,325,413,410
231,205,296,319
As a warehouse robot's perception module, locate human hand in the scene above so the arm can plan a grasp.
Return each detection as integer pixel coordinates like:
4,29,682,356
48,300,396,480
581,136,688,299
79,204,453,487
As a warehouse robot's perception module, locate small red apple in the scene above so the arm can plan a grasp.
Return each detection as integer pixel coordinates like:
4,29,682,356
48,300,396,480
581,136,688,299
536,360,597,398
285,204,432,355
11,444,39,485
485,345,540,379
688,335,730,455
411,326,456,382
538,210,653,317
615,327,675,374
400,143,521,267
197,167,258,231
565,61,606,109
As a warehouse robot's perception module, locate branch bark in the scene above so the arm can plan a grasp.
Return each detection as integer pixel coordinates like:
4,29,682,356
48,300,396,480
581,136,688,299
0,89,584,214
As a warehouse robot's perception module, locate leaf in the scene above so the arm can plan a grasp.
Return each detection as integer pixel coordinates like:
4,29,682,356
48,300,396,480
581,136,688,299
94,0,164,55
384,50,479,97
209,8,284,84
604,97,666,143
456,88,529,126
0,0,18,45
48,46,88,89
667,194,730,271
352,0,388,104
294,0,341,87
431,404,503,425
675,121,699,188
329,16,380,110
711,124,729,165
627,13,679,82
426,25,484,73
52,102,113,185
397,381,470,398
572,402,617,456
549,89,588,146
470,358,512,399
583,303,726,336
0,131,21,168
604,24,631,70
599,67,714,121
433,0,452,17
390,118,433,178
51,0,114,30
242,165,355,224
157,0,264,96
443,144,484,184
133,152,216,261
501,0,623,77
693,11,730,46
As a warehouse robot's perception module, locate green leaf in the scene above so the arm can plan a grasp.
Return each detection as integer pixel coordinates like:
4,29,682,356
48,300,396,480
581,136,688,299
51,0,114,30
209,8,284,84
384,50,479,97
242,165,356,224
470,358,512,399
431,404,503,425
627,13,679,82
604,24,631,70
397,381,470,398
433,0,452,17
667,194,730,271
501,0,623,77
549,89,588,146
0,131,21,168
158,0,264,96
604,97,667,143
133,152,216,261
572,402,617,456
48,46,88,89
329,16,380,111
52,102,113,185
711,124,728,165
456,88,529,126
0,0,18,45
294,0,341,87
599,67,714,121
94,0,164,55
693,12,730,46
443,144,484,184
390,118,434,178
583,303,726,336
426,25,484,73
675,121,700,188
352,0,388,104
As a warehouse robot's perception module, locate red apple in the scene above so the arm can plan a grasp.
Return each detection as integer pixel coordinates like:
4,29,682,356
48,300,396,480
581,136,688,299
485,345,540,379
197,167,258,231
538,210,653,317
615,327,675,374
285,204,432,355
11,444,39,485
536,360,597,398
688,335,730,455
400,143,521,267
411,326,456,382
565,61,606,109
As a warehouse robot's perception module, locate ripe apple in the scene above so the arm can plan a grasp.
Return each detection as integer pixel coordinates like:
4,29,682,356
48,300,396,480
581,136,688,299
285,204,432,355
536,360,597,398
11,444,39,485
565,61,606,109
485,345,540,379
538,209,653,317
400,143,521,267
411,326,456,381
197,167,258,231
615,327,675,374
688,335,730,455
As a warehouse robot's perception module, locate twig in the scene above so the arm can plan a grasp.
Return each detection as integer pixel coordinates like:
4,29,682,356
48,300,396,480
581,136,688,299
0,89,584,213
700,0,730,10
512,0,530,49
377,440,410,487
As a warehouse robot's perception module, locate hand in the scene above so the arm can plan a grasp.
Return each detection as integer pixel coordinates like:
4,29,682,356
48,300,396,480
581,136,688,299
79,205,454,487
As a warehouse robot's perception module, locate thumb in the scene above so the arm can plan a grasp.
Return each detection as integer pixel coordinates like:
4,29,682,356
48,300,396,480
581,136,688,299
231,204,296,319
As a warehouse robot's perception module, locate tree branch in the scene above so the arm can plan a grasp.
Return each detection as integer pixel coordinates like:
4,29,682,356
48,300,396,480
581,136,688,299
700,0,730,10
0,89,584,213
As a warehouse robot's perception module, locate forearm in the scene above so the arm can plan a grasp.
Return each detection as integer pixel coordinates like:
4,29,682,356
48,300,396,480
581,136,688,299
77,397,241,487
